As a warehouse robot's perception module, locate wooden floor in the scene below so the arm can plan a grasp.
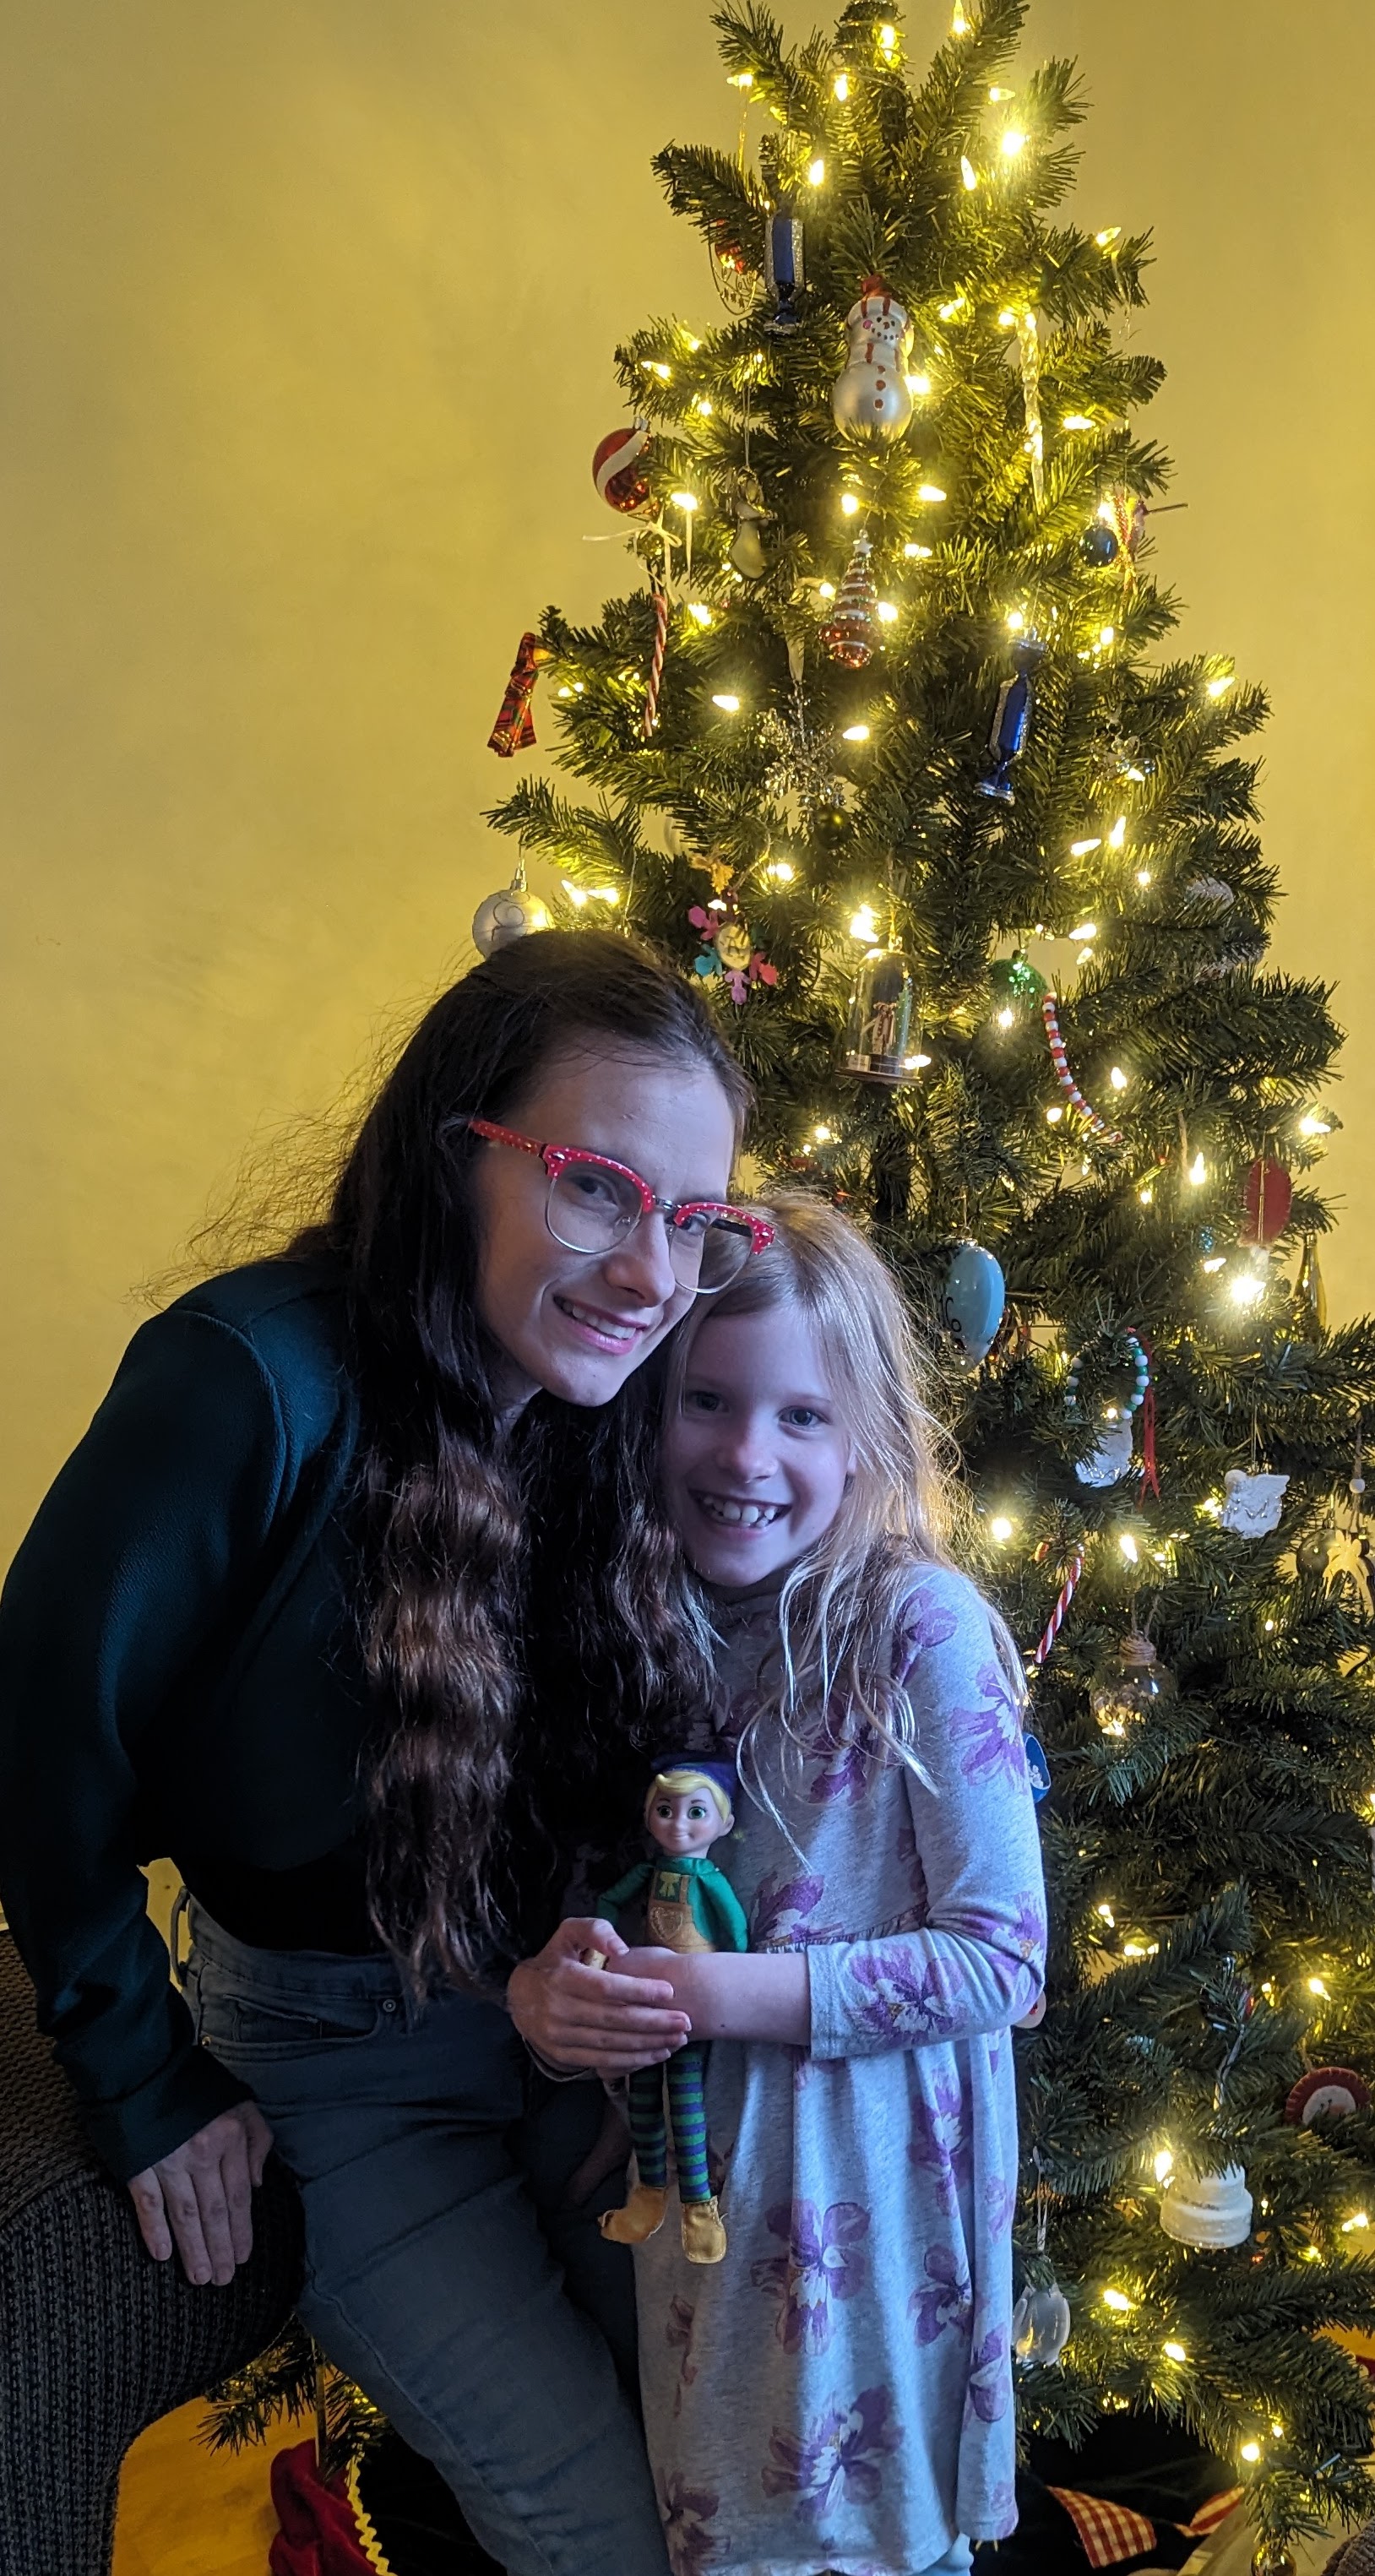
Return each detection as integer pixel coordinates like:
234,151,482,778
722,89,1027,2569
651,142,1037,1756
112,2400,307,2576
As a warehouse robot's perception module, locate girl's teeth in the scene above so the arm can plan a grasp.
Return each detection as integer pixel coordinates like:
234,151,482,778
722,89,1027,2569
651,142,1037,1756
699,1497,780,1527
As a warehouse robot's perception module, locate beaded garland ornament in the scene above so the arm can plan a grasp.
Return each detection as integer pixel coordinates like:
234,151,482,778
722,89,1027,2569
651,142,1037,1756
1041,993,1123,1143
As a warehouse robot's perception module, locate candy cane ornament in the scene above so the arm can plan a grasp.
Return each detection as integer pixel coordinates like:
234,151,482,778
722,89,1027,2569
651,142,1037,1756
1041,993,1122,1144
641,584,670,738
1032,1541,1085,1670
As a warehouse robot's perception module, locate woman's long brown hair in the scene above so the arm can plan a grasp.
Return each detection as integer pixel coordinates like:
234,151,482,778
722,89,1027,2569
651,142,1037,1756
296,928,750,1992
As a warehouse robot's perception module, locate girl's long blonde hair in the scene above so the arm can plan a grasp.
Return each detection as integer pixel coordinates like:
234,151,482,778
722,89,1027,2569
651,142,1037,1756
668,1193,1021,1802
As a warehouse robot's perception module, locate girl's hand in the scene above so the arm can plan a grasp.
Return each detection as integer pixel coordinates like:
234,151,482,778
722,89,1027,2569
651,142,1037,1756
126,2100,274,2285
507,1918,691,2074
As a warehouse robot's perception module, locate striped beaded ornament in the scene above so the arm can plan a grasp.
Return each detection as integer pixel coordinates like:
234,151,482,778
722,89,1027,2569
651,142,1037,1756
1041,992,1122,1143
820,535,878,669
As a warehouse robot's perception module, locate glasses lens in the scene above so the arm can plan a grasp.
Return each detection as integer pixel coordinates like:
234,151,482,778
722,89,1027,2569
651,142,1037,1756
547,1160,644,1253
684,1215,755,1293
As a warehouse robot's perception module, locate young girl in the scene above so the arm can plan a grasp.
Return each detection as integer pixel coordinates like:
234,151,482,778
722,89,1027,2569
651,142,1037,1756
624,1193,1046,2576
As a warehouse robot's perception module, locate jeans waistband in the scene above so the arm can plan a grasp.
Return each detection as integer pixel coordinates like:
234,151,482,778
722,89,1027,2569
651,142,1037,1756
185,1894,412,2002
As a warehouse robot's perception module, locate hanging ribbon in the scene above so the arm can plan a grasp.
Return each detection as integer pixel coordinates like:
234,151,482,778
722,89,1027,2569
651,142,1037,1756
1032,1541,1085,1669
1138,1334,1160,1500
1014,308,1045,511
487,632,552,758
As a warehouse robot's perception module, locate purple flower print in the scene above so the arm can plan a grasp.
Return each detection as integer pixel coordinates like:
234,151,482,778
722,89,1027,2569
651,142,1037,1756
751,2198,870,2354
802,1701,883,1807
661,2473,723,2576
965,2326,1010,2426
897,1590,961,1673
908,2242,973,2346
1011,1889,1048,1964
848,1944,958,2041
908,2073,972,2212
949,1664,1026,1790
752,1869,825,1948
982,2174,1018,2239
666,2295,698,2416
985,2478,1019,2537
761,2385,899,2528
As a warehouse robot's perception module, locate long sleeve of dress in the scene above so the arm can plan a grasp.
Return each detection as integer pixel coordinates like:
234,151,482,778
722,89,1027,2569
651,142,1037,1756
806,1568,1046,2062
599,1861,652,1928
0,1309,295,2179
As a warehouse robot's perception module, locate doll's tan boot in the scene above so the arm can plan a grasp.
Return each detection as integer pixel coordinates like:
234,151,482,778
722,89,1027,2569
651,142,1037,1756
600,2183,669,2244
681,2196,727,2264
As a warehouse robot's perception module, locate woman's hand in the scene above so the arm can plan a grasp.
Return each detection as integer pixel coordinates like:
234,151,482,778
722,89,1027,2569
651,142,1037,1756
507,1918,690,2074
126,2100,274,2285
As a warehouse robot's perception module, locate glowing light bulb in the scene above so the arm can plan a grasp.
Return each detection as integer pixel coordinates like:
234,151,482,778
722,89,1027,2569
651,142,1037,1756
1163,2340,1187,2363
1241,2443,1261,2465
904,542,934,558
1062,413,1095,431
1046,1105,1063,1123
938,296,964,320
1264,1618,1274,1633
671,491,699,514
590,886,620,906
950,3,969,32
878,21,897,49
1007,609,1026,632
1135,868,1152,887
1231,1271,1265,1307
1188,1153,1207,1186
562,881,588,908
1343,2213,1371,2232
1118,1532,1139,1565
1299,1111,1332,1136
807,156,826,186
918,482,948,504
1308,1976,1329,1998
1095,226,1122,248
556,685,572,699
1070,837,1102,857
711,693,742,713
960,155,978,191
850,905,879,941
765,859,795,883
818,582,837,600
727,70,753,88
876,601,899,624
840,491,861,516
1139,1186,1153,1204
1068,921,1097,942
1096,1904,1116,1924
997,307,1018,329
1154,2149,1174,2182
1207,673,1234,698
1109,1066,1128,1091
687,601,713,626
813,1122,834,1143
842,723,871,742
693,396,714,416
990,1515,1014,1543
1101,2287,1132,2313
1099,624,1117,648
1108,814,1127,851
834,72,850,100
996,1006,1014,1030
1001,128,1027,158
905,372,932,396
989,85,1012,101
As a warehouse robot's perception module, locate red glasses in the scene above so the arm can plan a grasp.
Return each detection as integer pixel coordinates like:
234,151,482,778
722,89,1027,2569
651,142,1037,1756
465,1118,774,1293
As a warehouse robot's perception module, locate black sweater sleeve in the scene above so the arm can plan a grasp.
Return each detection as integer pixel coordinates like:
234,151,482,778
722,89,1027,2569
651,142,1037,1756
0,1307,294,2180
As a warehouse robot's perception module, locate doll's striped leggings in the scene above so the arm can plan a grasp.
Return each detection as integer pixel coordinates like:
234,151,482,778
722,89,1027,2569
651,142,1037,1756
626,2039,711,2201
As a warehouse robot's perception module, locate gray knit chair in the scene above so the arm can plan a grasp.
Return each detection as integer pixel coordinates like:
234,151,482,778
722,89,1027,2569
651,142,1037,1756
0,1929,304,2576
1327,2530,1375,2573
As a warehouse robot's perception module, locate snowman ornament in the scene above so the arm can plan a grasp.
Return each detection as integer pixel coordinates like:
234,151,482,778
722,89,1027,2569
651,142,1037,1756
831,276,916,441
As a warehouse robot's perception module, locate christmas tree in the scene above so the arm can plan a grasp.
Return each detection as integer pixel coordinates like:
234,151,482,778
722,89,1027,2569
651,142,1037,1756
479,0,1375,2558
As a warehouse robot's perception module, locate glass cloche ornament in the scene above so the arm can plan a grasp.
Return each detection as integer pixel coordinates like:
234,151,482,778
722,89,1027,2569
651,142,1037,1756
843,943,921,1084
1089,1633,1175,1742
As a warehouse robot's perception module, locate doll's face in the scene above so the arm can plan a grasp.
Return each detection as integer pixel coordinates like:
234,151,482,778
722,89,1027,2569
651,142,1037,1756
648,1786,730,1857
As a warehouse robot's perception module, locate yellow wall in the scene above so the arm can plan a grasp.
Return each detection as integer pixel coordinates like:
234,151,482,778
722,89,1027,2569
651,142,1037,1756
3,0,1371,1563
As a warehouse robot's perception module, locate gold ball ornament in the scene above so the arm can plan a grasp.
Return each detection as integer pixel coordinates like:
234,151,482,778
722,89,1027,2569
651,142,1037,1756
1251,2546,1296,2576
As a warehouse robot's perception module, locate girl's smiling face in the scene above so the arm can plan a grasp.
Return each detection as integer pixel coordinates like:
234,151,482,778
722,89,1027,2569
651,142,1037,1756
662,1303,855,1589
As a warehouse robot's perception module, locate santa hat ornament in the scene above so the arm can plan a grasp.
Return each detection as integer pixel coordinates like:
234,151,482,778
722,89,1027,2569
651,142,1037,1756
592,423,652,514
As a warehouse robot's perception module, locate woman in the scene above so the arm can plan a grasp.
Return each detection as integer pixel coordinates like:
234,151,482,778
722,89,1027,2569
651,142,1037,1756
0,928,764,2576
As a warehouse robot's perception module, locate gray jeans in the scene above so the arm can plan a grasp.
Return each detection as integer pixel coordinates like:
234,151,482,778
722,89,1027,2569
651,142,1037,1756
183,1899,668,2576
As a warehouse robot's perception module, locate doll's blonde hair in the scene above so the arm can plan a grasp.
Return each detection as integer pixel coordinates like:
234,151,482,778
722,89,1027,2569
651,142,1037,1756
645,1767,734,1825
666,1192,1021,1804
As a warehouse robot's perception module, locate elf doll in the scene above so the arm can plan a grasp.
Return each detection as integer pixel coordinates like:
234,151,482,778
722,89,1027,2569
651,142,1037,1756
595,1761,748,2265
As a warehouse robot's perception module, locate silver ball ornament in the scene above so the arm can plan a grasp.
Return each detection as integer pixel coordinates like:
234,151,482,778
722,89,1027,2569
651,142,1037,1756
471,885,551,959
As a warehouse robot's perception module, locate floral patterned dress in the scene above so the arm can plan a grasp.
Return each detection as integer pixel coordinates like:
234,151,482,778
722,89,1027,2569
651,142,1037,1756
633,1562,1046,2576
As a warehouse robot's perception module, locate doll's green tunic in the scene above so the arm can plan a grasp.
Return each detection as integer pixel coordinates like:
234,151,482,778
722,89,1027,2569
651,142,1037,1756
602,1854,750,1956
632,1566,1046,2576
